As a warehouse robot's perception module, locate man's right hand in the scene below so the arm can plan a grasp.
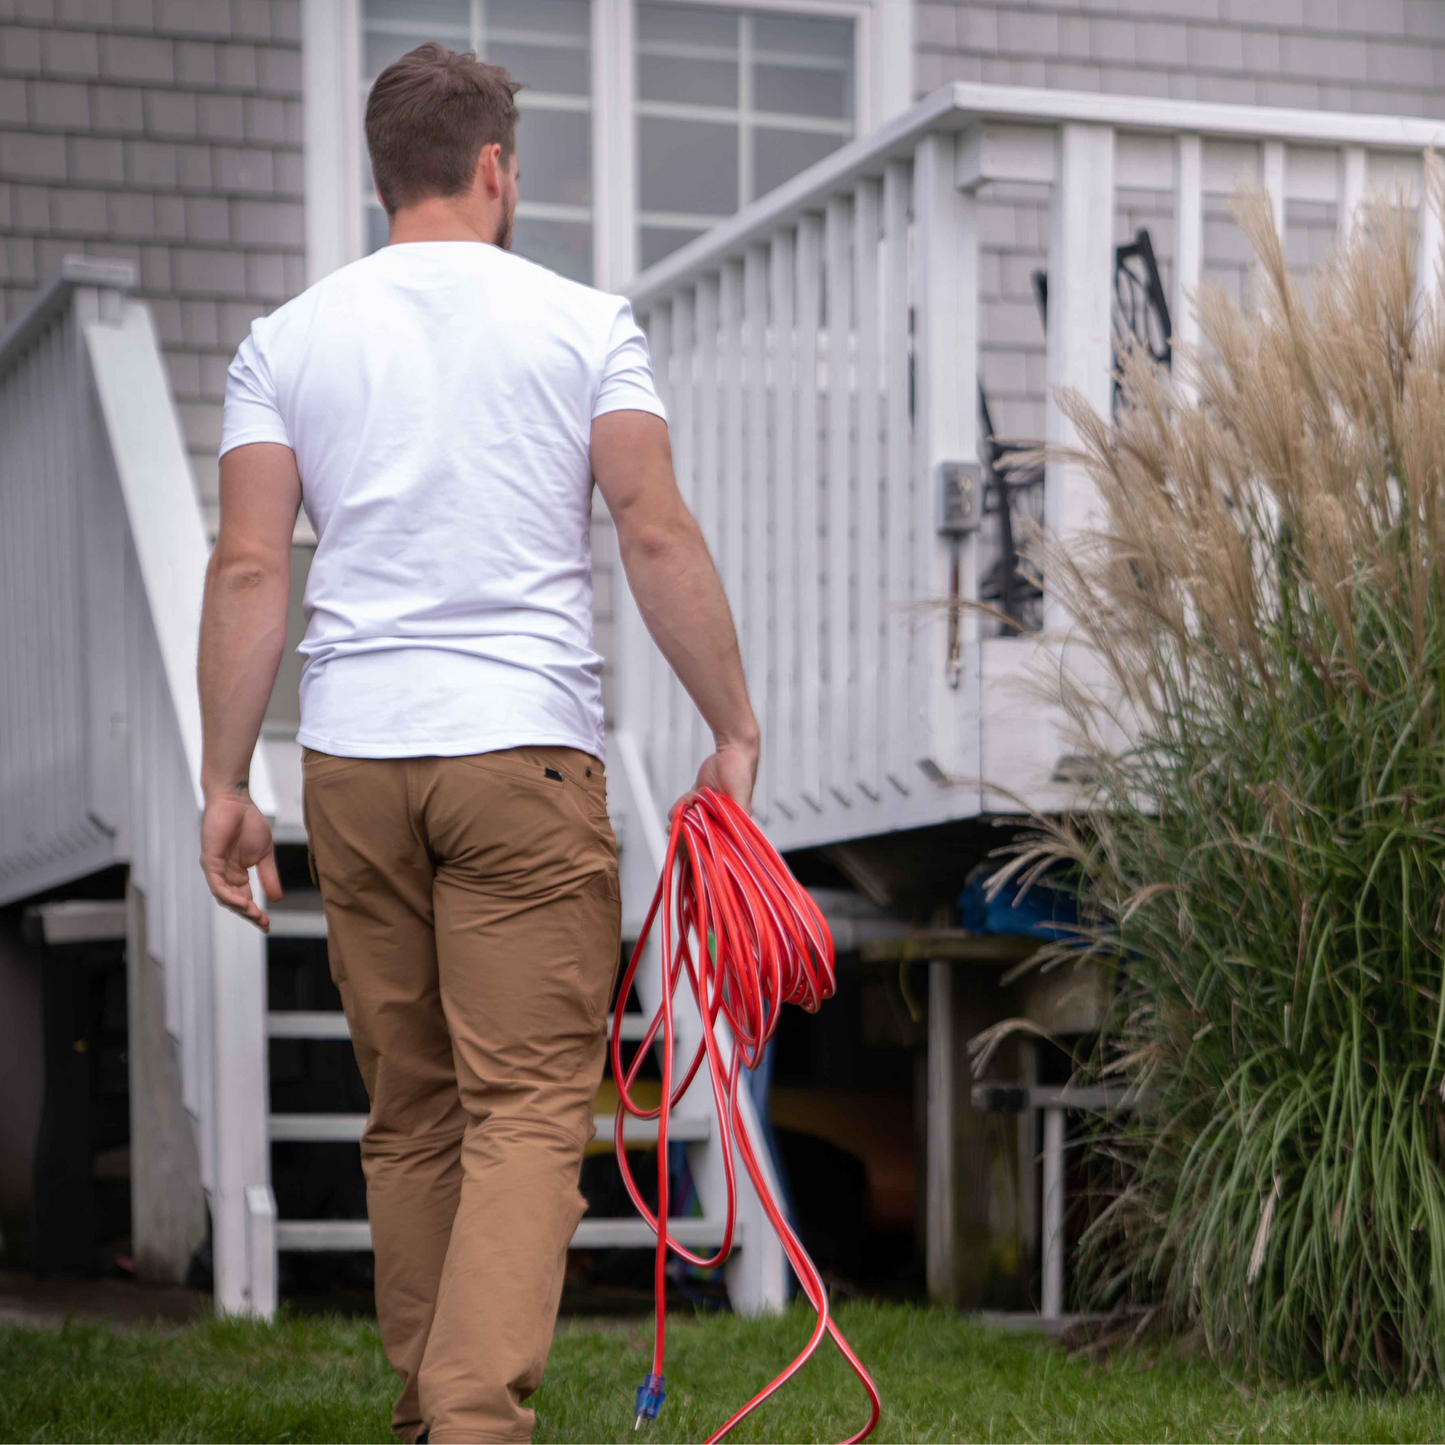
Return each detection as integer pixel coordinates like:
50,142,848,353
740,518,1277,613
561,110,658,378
200,786,283,932
671,738,759,822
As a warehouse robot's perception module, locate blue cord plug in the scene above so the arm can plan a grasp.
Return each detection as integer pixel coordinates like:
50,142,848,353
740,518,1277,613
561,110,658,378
633,1373,666,1429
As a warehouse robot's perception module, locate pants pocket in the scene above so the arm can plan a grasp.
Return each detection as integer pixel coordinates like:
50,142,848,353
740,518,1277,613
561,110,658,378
571,869,623,1037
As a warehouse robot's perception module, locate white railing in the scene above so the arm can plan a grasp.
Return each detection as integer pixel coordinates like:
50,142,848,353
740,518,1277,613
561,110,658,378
617,83,1445,849
0,261,129,899
0,259,277,1316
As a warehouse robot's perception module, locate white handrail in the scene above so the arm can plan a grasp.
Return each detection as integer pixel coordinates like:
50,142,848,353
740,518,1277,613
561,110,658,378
0,259,276,1317
82,284,276,1317
86,303,275,815
631,81,1445,307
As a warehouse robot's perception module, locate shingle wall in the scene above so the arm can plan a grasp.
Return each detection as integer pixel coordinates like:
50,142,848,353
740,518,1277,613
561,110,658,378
917,0,1445,116
0,0,303,516
917,0,1441,449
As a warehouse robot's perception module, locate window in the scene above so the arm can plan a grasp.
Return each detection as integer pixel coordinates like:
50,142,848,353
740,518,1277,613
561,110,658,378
343,1,879,289
635,4,855,268
362,0,594,282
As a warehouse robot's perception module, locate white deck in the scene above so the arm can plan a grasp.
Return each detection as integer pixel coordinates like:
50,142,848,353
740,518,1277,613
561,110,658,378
614,81,1445,850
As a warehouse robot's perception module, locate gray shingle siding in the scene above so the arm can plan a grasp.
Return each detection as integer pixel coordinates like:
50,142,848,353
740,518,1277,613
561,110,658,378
919,0,1443,445
0,0,301,511
918,1,1445,115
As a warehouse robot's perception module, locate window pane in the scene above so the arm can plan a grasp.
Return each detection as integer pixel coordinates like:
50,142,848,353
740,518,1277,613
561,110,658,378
517,107,591,207
753,12,853,60
639,116,737,217
754,62,851,121
488,0,588,35
489,39,590,94
637,2,737,48
637,52,737,107
511,217,592,283
752,125,843,197
634,6,856,274
640,224,705,270
366,27,455,75
363,0,469,75
367,0,469,25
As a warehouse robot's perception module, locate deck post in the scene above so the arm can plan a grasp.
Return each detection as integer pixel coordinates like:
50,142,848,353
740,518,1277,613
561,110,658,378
1417,152,1442,305
1044,122,1115,635
925,959,1029,1309
209,906,273,1316
1040,1107,1066,1318
125,884,207,1285
911,131,980,796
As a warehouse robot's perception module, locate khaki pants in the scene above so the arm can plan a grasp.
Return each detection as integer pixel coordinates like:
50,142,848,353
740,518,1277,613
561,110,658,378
301,746,622,1444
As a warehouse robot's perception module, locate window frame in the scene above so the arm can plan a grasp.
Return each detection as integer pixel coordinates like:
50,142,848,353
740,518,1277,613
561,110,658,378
303,0,910,291
629,0,863,275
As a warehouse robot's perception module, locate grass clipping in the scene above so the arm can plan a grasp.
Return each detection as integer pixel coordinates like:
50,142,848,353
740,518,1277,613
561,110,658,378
1025,180,1445,1391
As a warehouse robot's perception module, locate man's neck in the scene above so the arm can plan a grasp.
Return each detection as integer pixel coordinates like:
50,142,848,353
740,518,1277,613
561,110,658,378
387,198,502,246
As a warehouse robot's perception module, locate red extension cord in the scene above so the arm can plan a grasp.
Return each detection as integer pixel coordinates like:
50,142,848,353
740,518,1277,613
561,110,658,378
609,787,881,1444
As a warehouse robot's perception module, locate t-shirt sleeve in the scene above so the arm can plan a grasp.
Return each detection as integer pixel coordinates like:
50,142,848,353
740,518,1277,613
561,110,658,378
219,327,292,459
593,299,668,423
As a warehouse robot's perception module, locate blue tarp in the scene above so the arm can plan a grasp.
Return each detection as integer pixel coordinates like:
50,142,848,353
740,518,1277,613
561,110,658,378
957,864,1084,942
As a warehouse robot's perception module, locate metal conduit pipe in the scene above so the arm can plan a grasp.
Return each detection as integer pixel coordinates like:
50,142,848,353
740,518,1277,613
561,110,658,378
972,1082,1131,1321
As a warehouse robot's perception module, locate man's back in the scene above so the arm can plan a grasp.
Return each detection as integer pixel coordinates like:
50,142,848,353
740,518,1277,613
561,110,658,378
220,241,664,759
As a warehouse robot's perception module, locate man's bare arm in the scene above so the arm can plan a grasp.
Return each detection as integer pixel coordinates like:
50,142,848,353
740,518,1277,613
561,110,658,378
591,409,759,813
197,441,300,930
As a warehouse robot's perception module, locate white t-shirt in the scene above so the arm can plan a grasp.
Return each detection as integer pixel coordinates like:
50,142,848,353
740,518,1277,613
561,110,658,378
219,241,665,760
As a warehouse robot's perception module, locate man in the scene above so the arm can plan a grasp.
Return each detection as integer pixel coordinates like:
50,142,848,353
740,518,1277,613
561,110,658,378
197,43,758,1445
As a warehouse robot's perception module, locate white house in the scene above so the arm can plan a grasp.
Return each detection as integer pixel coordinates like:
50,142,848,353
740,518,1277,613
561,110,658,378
2,0,1444,1320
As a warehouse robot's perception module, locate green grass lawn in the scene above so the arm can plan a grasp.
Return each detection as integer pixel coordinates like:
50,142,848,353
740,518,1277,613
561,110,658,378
3,1302,1443,1444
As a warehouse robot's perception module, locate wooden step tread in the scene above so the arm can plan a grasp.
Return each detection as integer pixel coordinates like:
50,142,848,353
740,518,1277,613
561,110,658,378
268,1112,710,1145
274,1215,734,1252
267,1010,653,1041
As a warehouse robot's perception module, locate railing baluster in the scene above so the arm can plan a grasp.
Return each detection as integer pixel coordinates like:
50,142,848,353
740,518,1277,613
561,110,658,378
795,213,824,813
1046,123,1116,634
882,159,912,797
721,261,745,635
667,291,696,805
852,178,882,801
769,230,798,820
641,304,671,803
1339,144,1367,241
1174,134,1204,364
743,246,770,820
825,194,854,809
1262,138,1286,241
1418,150,1443,303
695,275,721,779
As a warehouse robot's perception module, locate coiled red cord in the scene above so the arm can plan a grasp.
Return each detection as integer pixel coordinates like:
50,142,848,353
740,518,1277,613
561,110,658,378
609,787,881,1444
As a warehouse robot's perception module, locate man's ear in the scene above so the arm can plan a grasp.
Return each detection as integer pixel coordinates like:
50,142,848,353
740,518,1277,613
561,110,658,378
475,143,503,199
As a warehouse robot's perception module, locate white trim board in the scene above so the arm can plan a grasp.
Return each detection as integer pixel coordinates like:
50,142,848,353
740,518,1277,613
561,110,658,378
628,79,1445,306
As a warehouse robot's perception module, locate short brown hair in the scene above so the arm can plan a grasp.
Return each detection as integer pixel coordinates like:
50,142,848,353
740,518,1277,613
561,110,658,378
365,43,521,214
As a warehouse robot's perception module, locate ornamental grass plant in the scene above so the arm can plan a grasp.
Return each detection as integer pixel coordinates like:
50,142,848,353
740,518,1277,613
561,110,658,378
1003,178,1445,1390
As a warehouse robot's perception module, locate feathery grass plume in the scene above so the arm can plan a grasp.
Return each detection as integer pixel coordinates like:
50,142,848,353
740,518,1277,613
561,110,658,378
1014,172,1445,1390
